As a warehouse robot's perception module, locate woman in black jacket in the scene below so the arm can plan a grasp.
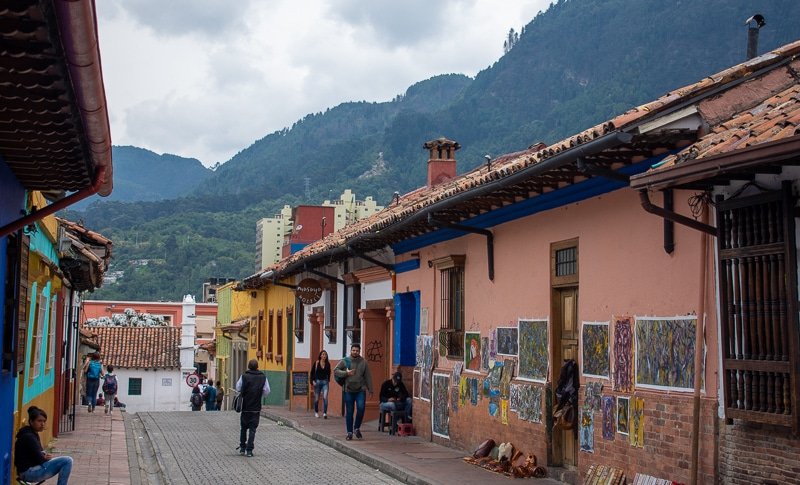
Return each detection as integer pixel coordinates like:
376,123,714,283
310,350,331,418
15,406,72,485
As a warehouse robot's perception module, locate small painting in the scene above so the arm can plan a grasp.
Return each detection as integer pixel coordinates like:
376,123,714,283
432,373,450,438
496,326,519,356
416,335,424,367
450,385,459,413
580,406,594,453
488,360,504,388
613,316,634,392
602,396,615,441
470,378,479,406
617,396,629,435
635,317,697,390
630,396,645,447
584,381,603,412
581,321,610,378
518,319,548,382
489,328,497,359
420,370,431,402
501,399,509,425
481,337,490,371
518,385,542,423
509,383,521,411
500,358,515,398
459,376,468,407
413,369,421,399
464,332,482,372
422,335,434,370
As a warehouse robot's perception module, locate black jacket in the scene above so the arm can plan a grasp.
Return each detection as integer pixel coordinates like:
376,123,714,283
240,369,267,413
310,361,330,383
379,379,409,403
15,426,46,473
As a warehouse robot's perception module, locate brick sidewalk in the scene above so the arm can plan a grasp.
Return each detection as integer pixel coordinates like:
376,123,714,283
50,408,130,485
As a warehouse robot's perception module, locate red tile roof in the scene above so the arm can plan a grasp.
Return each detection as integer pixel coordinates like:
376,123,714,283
90,326,181,369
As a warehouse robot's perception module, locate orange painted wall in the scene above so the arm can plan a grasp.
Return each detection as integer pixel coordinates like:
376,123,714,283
82,300,217,326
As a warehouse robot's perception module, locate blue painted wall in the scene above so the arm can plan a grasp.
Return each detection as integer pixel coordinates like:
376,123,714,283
393,291,420,366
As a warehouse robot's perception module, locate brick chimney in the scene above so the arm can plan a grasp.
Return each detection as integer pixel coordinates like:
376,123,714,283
424,137,460,186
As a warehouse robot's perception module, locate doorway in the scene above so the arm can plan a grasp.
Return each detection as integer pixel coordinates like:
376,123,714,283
359,308,390,421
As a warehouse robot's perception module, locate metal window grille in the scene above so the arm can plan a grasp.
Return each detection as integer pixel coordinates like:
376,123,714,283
440,266,465,357
555,246,577,277
128,378,142,395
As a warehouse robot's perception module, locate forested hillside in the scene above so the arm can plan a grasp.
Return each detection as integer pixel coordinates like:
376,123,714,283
77,0,800,301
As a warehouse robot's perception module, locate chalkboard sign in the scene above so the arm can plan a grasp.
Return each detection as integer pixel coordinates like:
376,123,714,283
292,371,309,396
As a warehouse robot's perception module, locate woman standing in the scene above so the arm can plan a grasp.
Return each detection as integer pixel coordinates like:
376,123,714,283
15,406,73,485
83,352,104,412
310,350,331,418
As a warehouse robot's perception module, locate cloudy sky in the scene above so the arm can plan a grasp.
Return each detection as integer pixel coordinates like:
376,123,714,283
96,1,549,167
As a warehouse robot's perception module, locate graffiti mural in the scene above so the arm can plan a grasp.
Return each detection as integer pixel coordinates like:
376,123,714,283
613,316,634,392
464,332,482,372
432,373,450,438
617,396,629,435
635,317,697,390
602,396,615,440
366,340,383,362
496,326,519,356
518,319,548,382
581,321,610,378
630,396,645,447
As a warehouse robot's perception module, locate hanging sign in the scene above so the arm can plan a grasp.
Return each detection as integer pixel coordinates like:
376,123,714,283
296,278,323,305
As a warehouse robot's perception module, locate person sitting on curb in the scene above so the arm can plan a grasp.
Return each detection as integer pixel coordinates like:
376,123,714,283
15,406,73,485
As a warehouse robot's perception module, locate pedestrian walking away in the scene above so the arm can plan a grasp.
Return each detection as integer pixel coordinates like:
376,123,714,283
310,350,331,419
236,359,270,457
15,406,73,485
215,380,224,411
190,386,204,411
334,343,373,440
102,365,118,415
82,351,104,413
204,380,217,411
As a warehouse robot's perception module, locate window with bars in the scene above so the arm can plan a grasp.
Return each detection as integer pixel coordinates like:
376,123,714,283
345,284,361,344
277,309,283,357
128,377,142,395
46,295,56,371
433,255,465,357
31,288,46,380
717,182,800,431
551,239,579,287
268,309,274,356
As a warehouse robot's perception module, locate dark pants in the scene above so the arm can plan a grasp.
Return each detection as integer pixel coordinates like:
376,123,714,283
240,412,260,452
344,390,366,433
86,378,100,409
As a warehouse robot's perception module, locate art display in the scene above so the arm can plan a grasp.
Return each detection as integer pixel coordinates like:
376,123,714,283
501,399,509,425
617,396,629,435
422,335,434,369
470,378,479,406
481,337,490,371
518,319,548,382
635,317,697,390
509,383,521,411
452,362,463,381
459,376,468,407
602,396,615,441
413,369,421,399
416,335,424,367
613,316,634,392
630,396,645,447
438,330,447,357
450,386,460,413
420,370,431,401
420,335,434,401
489,395,500,416
518,385,543,423
582,321,610,378
464,332,482,372
488,360,504,388
432,373,450,438
584,381,603,412
489,328,497,359
496,326,519,356
580,406,594,453
500,358,515,398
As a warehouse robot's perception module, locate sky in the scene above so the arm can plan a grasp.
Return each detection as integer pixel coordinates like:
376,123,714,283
96,1,549,168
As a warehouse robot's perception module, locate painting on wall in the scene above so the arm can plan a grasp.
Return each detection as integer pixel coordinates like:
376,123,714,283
509,383,521,411
617,396,629,435
470,378,479,406
464,332,482,372
488,360,504,388
450,385,459,413
630,396,645,447
613,316,634,392
489,328,497,360
432,373,450,438
496,326,519,356
580,407,594,453
422,335,434,370
416,335,424,367
413,369,421,399
500,358,515,398
635,316,697,390
501,399,509,425
581,321,610,378
518,385,543,423
602,396,615,440
481,336,490,371
584,381,603,412
518,319,548,382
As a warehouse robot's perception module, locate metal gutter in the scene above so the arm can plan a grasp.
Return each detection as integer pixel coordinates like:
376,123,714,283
638,190,716,236
428,214,494,281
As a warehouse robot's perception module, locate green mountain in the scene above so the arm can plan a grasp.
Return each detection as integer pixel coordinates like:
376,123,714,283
75,0,800,301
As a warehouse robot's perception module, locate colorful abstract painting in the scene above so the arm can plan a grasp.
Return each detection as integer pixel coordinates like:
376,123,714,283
582,321,610,378
416,336,424,367
464,332,482,372
432,373,450,438
496,327,519,356
509,383,521,411
635,317,697,390
630,397,644,447
488,360,504,388
437,330,447,357
450,386,459,413
481,337,490,371
518,319,548,382
422,335,434,369
452,362,463,381
501,399,509,425
518,385,543,423
420,370,431,401
580,406,594,453
500,358,515,398
617,396,629,435
470,378,479,406
459,376,468,407
613,316,634,392
489,328,497,360
489,395,500,417
584,381,603,412
602,396,615,441
413,369,420,399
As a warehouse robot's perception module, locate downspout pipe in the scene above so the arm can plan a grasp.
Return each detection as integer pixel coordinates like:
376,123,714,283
0,166,107,239
346,246,394,272
690,203,709,485
428,214,495,281
638,190,716,236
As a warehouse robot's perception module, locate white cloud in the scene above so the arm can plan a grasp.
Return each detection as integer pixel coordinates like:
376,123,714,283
97,0,548,167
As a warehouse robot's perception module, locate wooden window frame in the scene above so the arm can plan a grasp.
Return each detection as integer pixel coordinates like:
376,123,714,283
551,238,579,287
276,308,283,361
433,255,465,358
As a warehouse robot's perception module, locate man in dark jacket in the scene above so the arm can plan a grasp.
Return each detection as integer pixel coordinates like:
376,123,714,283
379,371,412,417
235,359,270,457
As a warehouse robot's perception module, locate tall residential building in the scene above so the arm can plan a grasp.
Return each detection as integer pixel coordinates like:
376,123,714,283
255,205,293,271
322,189,384,231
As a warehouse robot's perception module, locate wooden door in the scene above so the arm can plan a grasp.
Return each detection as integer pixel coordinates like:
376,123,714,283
552,287,579,466
360,308,389,421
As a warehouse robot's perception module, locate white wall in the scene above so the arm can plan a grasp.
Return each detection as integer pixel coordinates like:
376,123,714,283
113,368,185,412
362,279,391,304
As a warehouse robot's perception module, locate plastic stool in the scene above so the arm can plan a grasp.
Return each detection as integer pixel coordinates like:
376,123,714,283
396,422,415,436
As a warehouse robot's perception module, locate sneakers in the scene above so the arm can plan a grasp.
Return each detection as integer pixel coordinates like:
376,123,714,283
246,451,254,457
323,413,327,419
354,429,363,440
238,447,246,456
314,412,319,418
346,433,353,440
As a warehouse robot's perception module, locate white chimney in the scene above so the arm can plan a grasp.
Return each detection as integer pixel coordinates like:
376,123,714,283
179,294,198,408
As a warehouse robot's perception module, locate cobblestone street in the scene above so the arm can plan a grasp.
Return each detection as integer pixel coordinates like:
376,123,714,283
138,411,401,484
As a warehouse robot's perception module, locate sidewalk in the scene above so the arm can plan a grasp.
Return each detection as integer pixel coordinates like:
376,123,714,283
50,407,130,485
262,406,562,485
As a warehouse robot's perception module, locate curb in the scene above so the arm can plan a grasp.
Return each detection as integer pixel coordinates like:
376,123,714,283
262,410,438,485
138,413,175,485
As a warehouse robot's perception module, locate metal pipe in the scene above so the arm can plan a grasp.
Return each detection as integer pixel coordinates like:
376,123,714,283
663,189,675,254
638,190,716,236
690,200,709,485
346,246,394,271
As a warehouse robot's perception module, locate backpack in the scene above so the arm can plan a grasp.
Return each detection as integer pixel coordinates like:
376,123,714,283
190,393,204,407
102,374,118,394
334,357,351,386
86,360,102,379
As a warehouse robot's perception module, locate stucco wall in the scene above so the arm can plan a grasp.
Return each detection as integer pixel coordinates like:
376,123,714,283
113,368,183,412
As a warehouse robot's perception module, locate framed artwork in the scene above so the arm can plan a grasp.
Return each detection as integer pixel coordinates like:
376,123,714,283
617,396,630,435
517,385,542,423
420,370,431,402
464,332,482,372
602,396,615,440
496,326,519,356
413,369,421,399
635,316,697,390
630,396,645,447
432,372,450,438
613,316,634,392
518,319,548,382
581,321,610,378
580,407,594,453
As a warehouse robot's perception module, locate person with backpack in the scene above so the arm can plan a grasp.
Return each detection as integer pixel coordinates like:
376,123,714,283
235,359,270,457
203,380,217,411
190,386,204,411
102,365,118,415
82,352,104,413
215,380,224,411
334,343,373,440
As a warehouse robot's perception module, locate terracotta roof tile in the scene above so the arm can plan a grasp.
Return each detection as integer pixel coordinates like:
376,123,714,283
90,326,181,369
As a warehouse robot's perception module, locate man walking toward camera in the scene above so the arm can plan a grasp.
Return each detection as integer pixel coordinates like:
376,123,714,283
334,343,373,440
236,359,270,457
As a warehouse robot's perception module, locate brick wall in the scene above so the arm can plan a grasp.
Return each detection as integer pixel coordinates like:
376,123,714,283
719,419,800,485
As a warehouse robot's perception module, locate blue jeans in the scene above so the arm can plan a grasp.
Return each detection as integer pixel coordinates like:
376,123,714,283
343,390,366,433
20,456,73,485
379,397,412,417
86,378,100,409
313,381,329,414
